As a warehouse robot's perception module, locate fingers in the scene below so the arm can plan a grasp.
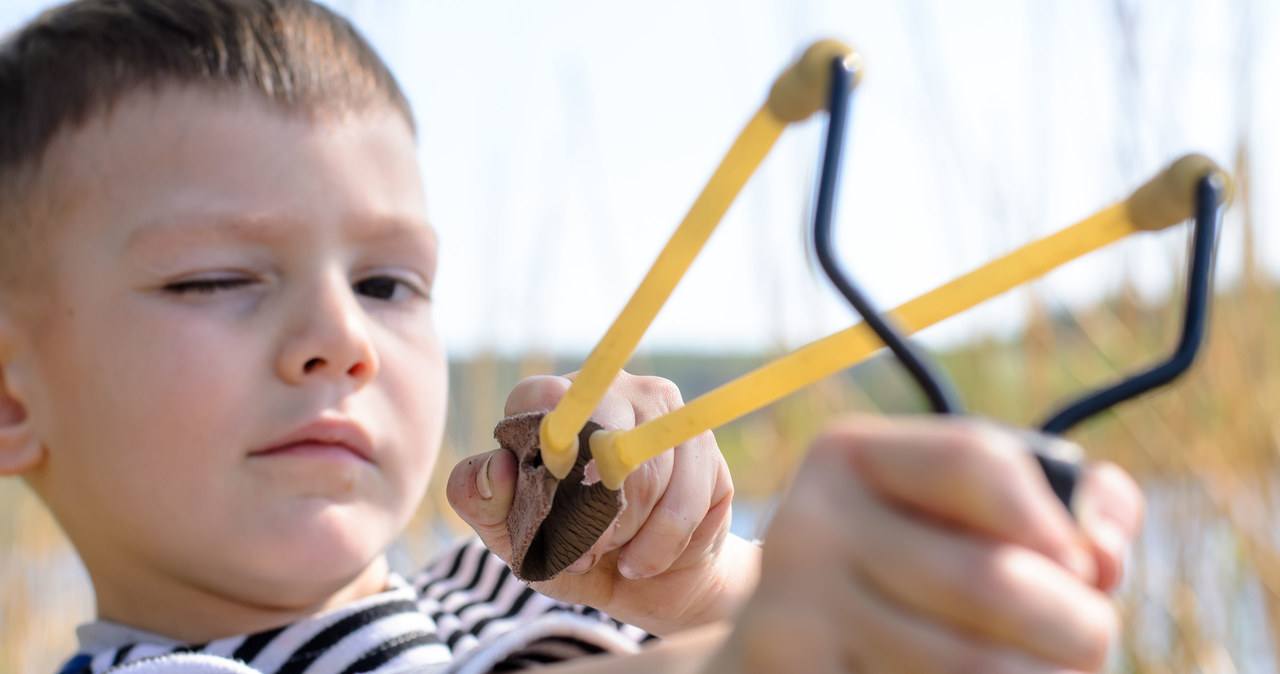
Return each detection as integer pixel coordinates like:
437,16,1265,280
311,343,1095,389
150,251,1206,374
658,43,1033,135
853,582,1093,674
595,376,732,579
757,433,1115,672
445,448,518,561
826,415,1098,584
568,375,701,574
504,374,573,416
739,575,1091,674
503,371,734,581
502,371,652,429
1074,461,1144,590
616,430,729,579
851,479,1116,668
840,570,1095,674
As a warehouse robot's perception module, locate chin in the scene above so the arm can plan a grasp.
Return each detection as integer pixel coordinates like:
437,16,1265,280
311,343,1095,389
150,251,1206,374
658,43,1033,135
227,504,400,603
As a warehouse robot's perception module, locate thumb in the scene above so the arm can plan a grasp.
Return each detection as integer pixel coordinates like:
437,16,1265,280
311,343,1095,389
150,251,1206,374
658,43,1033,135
446,448,518,561
1074,461,1144,591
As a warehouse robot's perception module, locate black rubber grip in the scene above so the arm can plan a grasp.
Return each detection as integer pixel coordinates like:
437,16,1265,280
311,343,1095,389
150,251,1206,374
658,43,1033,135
1032,449,1079,514
1007,426,1082,514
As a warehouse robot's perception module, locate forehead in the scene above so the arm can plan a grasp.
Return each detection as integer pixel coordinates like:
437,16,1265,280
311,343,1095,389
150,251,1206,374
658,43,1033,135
34,85,429,251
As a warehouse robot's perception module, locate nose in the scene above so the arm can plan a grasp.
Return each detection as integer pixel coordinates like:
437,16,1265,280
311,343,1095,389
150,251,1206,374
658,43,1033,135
277,271,379,388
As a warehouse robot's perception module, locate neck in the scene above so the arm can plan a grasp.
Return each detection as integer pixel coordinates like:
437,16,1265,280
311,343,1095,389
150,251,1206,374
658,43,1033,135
90,555,392,644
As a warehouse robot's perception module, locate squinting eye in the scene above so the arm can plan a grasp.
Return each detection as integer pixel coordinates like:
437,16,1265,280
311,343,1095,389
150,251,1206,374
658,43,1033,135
354,276,419,302
163,278,251,295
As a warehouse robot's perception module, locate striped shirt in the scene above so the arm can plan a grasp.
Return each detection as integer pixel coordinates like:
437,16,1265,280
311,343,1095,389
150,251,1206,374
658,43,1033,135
58,539,655,674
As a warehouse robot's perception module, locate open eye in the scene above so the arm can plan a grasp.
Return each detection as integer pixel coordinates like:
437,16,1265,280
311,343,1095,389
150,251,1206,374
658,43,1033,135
353,275,425,302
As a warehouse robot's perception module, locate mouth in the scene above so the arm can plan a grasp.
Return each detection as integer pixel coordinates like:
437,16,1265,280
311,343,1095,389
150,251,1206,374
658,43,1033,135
252,418,375,464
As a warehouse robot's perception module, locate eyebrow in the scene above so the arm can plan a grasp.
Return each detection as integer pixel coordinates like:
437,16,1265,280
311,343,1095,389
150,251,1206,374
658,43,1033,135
125,211,438,252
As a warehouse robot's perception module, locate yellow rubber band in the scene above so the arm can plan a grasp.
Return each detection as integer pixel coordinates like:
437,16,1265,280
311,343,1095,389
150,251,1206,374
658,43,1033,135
597,203,1138,486
538,107,787,479
587,152,1226,487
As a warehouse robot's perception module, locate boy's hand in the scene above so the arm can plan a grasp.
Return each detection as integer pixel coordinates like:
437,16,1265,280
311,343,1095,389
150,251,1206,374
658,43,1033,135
711,415,1143,673
447,372,760,636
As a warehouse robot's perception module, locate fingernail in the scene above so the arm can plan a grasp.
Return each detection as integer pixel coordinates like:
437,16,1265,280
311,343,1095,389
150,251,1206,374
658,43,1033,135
476,453,494,500
1067,547,1098,586
1075,489,1133,572
617,560,645,580
565,554,596,575
1086,518,1130,571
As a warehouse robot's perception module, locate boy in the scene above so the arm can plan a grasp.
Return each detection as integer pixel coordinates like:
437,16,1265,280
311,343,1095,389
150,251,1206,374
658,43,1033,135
0,0,1141,671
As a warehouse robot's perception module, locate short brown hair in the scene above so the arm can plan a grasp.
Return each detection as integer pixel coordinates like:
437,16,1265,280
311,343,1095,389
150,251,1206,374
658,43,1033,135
0,0,414,286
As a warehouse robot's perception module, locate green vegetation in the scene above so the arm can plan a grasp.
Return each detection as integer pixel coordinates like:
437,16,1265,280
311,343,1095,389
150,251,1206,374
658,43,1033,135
4,275,1278,672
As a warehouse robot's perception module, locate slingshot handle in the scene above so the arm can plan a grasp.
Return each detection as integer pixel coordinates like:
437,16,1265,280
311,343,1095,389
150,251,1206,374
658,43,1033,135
587,154,1227,490
1007,428,1084,512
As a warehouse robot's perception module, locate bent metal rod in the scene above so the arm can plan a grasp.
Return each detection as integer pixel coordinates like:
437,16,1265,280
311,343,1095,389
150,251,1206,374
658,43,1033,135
537,39,1229,491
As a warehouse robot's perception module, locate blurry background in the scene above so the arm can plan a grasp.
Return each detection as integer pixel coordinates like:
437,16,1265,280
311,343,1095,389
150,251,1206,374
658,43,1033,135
2,0,1277,672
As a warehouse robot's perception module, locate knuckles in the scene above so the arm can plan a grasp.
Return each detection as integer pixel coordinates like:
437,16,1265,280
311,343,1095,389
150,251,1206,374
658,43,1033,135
940,545,1116,671
624,374,685,414
504,374,571,415
935,544,1049,643
929,419,1030,483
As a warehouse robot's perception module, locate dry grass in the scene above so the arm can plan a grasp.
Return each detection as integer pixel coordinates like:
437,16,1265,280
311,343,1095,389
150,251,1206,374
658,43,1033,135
2,230,1275,672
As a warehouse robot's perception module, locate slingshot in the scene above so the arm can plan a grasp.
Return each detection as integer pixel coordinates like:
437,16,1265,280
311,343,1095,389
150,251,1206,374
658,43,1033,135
499,40,1229,581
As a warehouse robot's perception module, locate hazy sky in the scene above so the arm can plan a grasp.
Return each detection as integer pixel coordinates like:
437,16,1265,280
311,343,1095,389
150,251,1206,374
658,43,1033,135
3,0,1275,356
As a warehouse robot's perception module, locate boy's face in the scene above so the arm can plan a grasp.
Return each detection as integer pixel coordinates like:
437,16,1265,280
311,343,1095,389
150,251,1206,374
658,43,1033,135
8,87,445,623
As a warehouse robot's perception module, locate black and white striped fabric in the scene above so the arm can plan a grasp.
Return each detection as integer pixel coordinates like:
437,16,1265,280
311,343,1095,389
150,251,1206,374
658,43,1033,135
59,539,655,674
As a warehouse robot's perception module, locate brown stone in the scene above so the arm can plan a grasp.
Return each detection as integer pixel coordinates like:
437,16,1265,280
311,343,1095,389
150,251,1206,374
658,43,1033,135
495,412,624,582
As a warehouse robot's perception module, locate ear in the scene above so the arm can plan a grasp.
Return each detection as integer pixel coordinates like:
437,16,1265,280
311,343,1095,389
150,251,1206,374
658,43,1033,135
0,317,43,474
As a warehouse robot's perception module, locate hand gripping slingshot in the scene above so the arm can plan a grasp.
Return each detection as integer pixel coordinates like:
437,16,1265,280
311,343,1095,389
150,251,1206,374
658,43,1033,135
496,40,1230,582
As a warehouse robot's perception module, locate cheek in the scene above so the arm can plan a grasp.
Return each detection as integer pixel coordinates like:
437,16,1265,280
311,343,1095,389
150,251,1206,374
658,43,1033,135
34,303,256,466
24,302,258,550
378,332,448,471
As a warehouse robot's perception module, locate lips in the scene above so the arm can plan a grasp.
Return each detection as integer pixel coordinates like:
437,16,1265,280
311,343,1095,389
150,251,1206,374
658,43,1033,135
252,417,375,464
